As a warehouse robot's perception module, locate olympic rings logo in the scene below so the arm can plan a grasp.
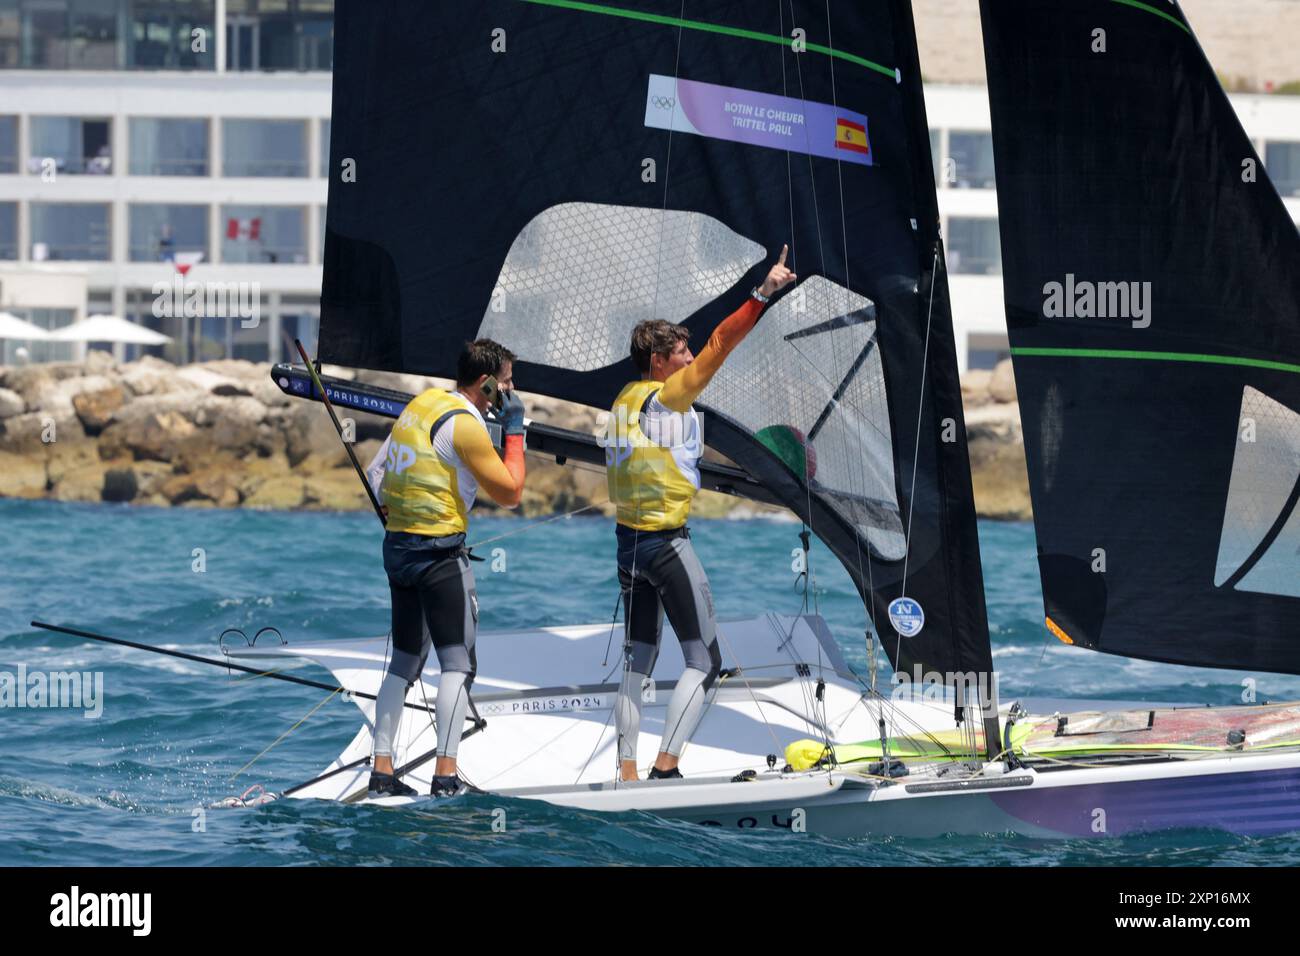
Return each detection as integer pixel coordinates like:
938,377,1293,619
651,96,676,109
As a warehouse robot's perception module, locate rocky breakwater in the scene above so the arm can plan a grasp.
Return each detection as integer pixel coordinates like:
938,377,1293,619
961,358,1031,521
0,355,617,516
0,355,1030,520
1,354,369,510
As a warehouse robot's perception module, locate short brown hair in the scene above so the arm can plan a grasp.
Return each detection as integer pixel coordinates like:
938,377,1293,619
630,320,689,376
456,338,515,386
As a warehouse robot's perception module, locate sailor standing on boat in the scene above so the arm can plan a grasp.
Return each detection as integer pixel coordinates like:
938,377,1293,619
364,339,527,798
608,247,796,781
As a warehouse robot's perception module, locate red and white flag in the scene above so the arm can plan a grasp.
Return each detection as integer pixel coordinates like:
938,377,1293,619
172,251,204,276
226,217,262,241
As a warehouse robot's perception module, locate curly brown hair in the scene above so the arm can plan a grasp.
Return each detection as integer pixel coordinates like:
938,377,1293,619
456,338,516,386
629,320,689,376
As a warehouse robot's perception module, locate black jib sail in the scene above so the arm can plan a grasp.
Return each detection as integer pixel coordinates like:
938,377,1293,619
980,0,1300,673
322,0,993,696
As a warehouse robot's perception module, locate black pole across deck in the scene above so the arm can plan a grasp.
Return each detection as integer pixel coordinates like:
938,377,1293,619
293,338,388,525
29,620,442,716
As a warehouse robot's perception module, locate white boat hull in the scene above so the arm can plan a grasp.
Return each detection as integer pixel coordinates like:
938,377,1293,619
229,614,1300,839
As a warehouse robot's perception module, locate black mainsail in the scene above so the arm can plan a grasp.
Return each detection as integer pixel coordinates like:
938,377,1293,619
321,0,994,704
980,0,1300,672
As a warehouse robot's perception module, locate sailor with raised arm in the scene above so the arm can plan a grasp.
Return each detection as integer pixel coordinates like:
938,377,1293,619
607,247,797,781
364,339,527,798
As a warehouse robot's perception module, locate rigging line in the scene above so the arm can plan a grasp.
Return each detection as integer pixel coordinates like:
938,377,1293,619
778,0,834,708
780,5,881,698
618,0,686,762
818,0,896,748
467,501,601,549
734,653,956,762
832,657,960,761
477,707,595,788
822,0,881,637
601,586,625,669
294,338,386,525
896,247,940,667
28,620,438,717
712,625,790,760
857,684,961,762
785,335,889,443
761,614,833,747
228,686,340,782
577,696,620,785
778,0,795,271
774,0,827,676
650,0,686,320
772,613,827,739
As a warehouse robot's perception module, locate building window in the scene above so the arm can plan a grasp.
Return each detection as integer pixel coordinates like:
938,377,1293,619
15,1,70,68
230,313,272,361
30,202,112,260
930,128,943,186
280,310,319,362
947,131,996,189
1265,141,1300,197
222,119,308,177
0,1,215,70
0,5,17,68
226,0,333,72
129,204,209,262
0,202,17,259
220,205,306,263
128,0,217,70
0,116,17,173
69,0,121,69
946,217,1001,275
29,116,112,175
129,118,209,176
319,118,330,177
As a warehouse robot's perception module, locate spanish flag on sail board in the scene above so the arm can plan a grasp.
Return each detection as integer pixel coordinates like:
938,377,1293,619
835,118,870,156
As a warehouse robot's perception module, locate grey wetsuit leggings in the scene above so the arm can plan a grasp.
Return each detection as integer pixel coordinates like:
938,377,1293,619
615,531,723,763
373,532,478,762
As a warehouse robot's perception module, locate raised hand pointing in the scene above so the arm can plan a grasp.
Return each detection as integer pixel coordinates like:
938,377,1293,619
758,244,797,298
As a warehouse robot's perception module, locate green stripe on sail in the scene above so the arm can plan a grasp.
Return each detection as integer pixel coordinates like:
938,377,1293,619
1010,347,1300,377
515,0,898,79
1108,0,1193,36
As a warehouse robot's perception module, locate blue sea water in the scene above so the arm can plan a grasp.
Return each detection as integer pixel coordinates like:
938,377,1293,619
1,496,1298,866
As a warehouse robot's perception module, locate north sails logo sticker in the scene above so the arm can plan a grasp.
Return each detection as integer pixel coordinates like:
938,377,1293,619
888,597,925,637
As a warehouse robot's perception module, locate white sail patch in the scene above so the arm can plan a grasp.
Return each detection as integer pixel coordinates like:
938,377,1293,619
1214,386,1300,598
700,275,905,558
477,203,764,372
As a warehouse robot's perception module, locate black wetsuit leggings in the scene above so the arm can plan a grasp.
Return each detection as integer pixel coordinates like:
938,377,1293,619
373,531,478,760
615,528,723,762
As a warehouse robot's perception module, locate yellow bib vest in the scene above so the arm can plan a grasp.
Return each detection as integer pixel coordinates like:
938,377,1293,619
605,380,702,531
381,388,474,536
